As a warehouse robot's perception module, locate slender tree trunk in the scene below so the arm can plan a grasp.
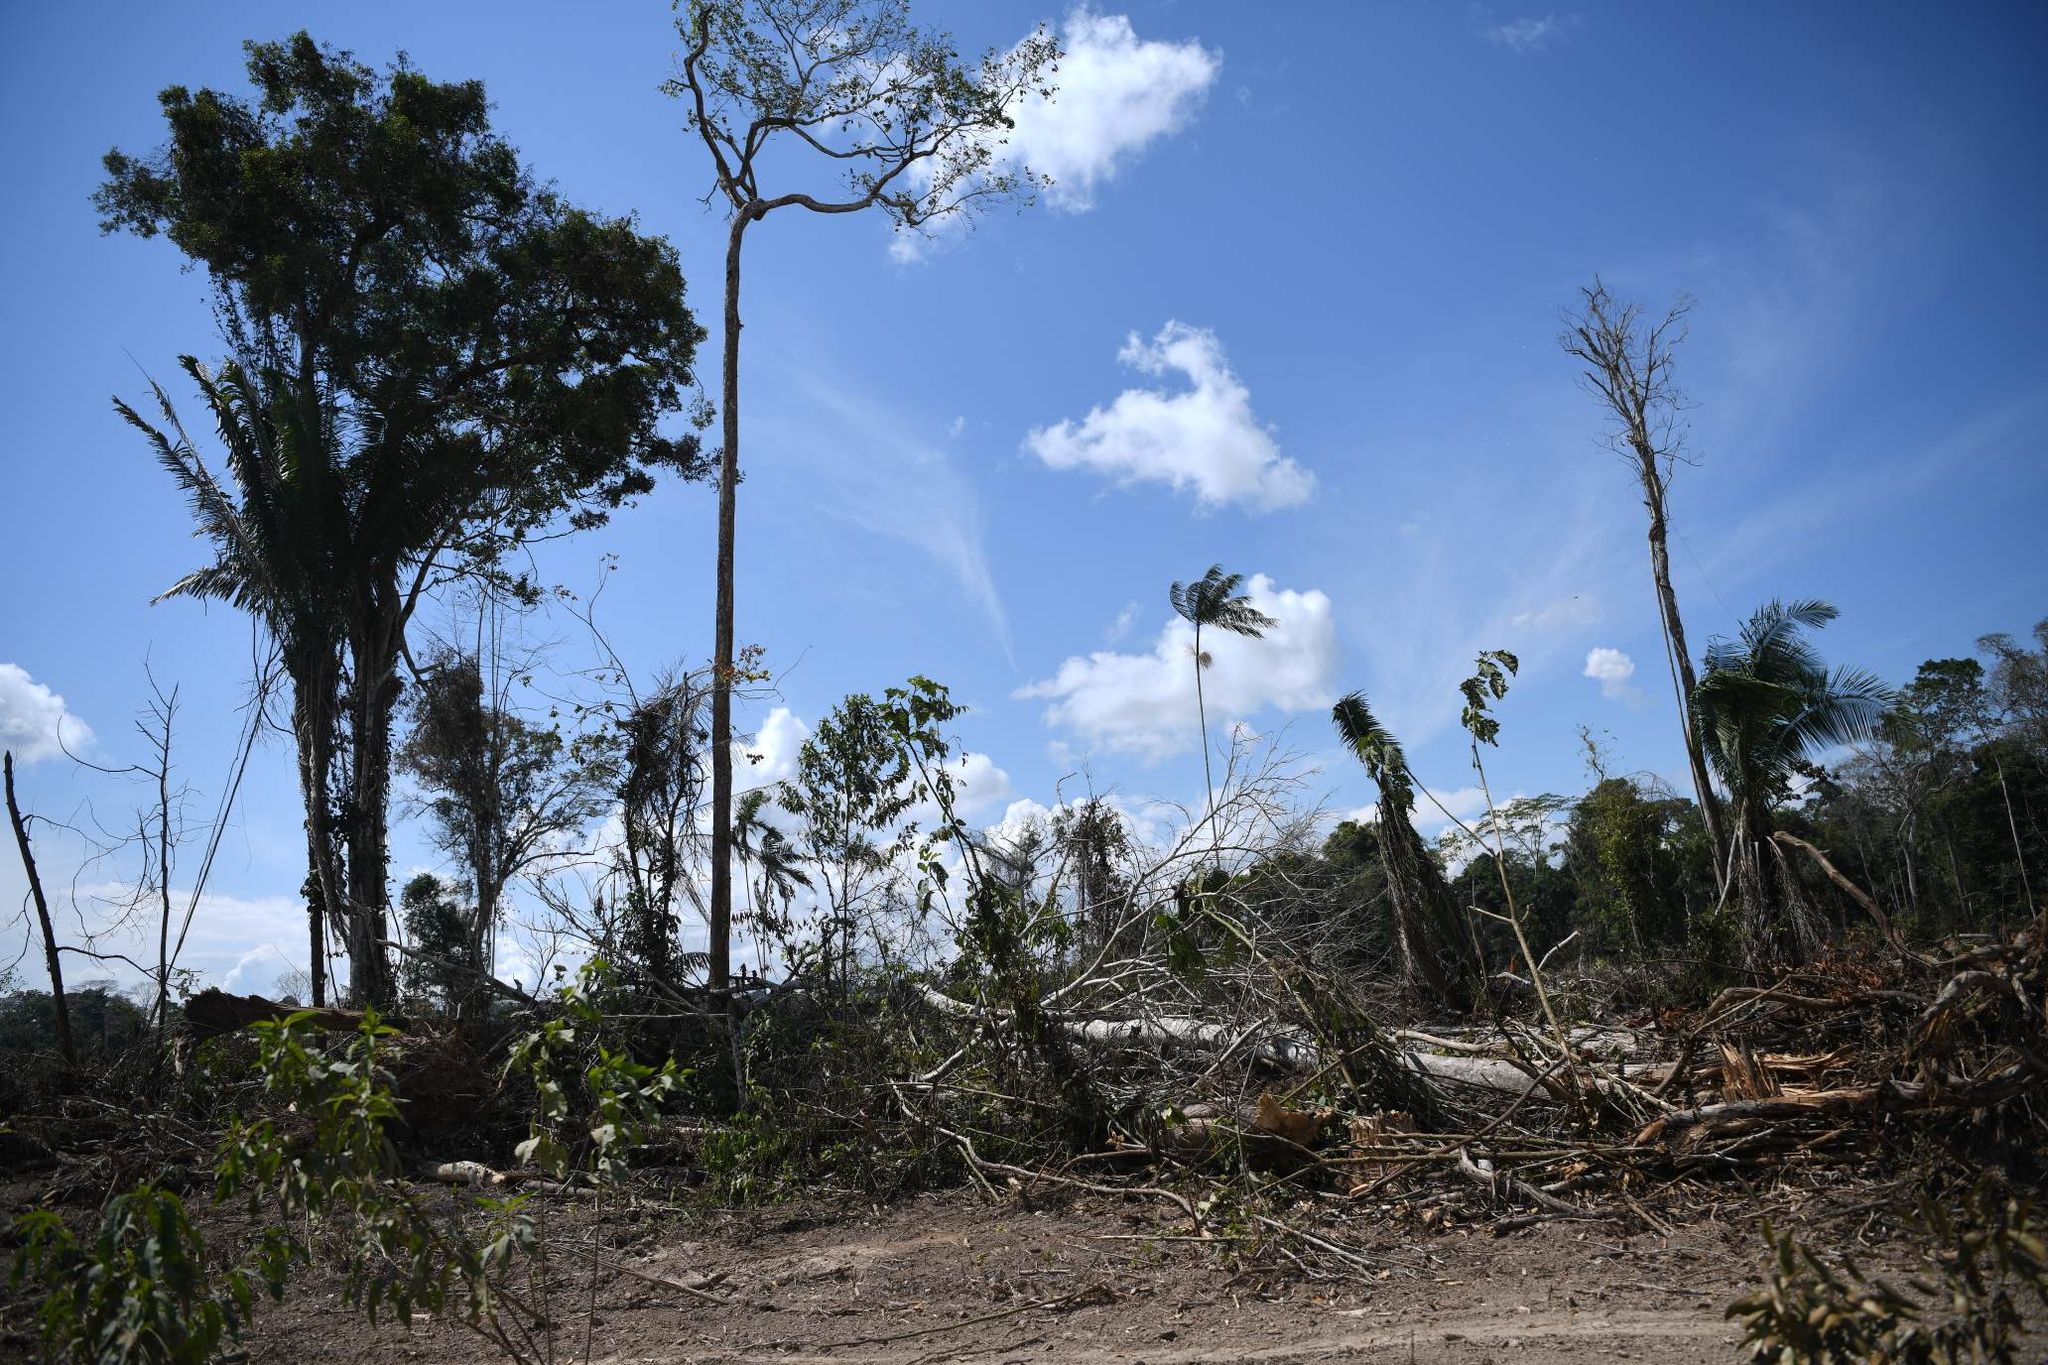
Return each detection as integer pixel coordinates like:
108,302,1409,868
1995,756,2036,910
294,664,342,1010
1900,812,1922,917
155,733,173,1032
708,212,751,997
5,752,75,1068
1641,490,1726,877
1193,623,1215,851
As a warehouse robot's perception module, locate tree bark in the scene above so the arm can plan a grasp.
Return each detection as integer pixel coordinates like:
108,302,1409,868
1193,622,1215,852
707,211,751,997
293,655,343,1010
1375,803,1468,1006
344,612,402,1009
1642,491,1726,874
5,752,75,1068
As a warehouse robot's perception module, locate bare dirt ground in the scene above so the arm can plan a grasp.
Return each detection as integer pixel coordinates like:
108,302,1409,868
216,1191,1907,1364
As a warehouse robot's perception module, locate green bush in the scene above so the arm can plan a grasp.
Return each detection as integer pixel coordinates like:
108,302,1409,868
1728,1182,2048,1363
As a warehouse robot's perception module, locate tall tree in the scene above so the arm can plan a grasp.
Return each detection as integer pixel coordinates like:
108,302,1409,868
1330,692,1469,1002
1168,565,1276,847
1562,283,1728,881
1694,599,1892,962
121,358,349,1008
101,33,708,1005
666,0,1059,993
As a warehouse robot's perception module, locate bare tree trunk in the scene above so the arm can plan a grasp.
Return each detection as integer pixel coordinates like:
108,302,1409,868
1563,285,1727,881
1995,756,2036,910
294,667,342,1010
1192,622,1215,850
150,694,174,1031
1642,494,1725,867
5,752,75,1067
708,212,751,997
344,620,401,1009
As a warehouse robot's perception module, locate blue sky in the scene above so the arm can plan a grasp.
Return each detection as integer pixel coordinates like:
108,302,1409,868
3,2,2045,995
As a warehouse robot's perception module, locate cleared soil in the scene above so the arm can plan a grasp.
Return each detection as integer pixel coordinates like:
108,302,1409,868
212,1191,1906,1364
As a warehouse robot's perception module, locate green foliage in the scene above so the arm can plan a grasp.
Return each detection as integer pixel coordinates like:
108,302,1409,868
215,1011,464,1327
1696,600,1894,826
399,652,611,1016
608,670,713,981
1563,778,1713,951
399,873,470,1009
1729,1183,2048,1363
98,32,709,530
668,0,1062,229
1332,691,1417,817
0,983,152,1058
10,1185,278,1365
105,29,710,1007
697,1085,801,1202
1458,649,1520,748
504,961,684,1186
773,676,968,980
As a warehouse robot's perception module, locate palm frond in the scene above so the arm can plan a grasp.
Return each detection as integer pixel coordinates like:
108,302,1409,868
1694,597,1888,817
1332,690,1414,812
1171,563,1274,637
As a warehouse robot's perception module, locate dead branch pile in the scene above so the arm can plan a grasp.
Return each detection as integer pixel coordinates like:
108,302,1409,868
873,905,2048,1268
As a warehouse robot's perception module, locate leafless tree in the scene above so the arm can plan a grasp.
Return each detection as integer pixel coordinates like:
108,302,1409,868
1562,281,1728,883
5,752,75,1067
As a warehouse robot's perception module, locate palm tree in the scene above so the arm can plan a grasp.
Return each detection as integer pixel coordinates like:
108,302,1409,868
1331,692,1468,1002
1169,566,1276,847
733,786,811,978
121,357,353,1007
1694,599,1893,962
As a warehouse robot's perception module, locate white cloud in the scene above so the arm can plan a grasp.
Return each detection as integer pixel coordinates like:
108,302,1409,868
1017,574,1338,760
737,707,811,792
1104,601,1139,644
1486,13,1581,52
1008,9,1220,212
947,415,966,439
0,663,92,763
1583,646,1637,699
945,751,1016,821
1025,322,1314,512
888,9,1218,261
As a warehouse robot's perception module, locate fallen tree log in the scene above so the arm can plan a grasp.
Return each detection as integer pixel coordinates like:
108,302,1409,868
183,988,407,1038
1635,1069,2036,1150
913,985,1565,1100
